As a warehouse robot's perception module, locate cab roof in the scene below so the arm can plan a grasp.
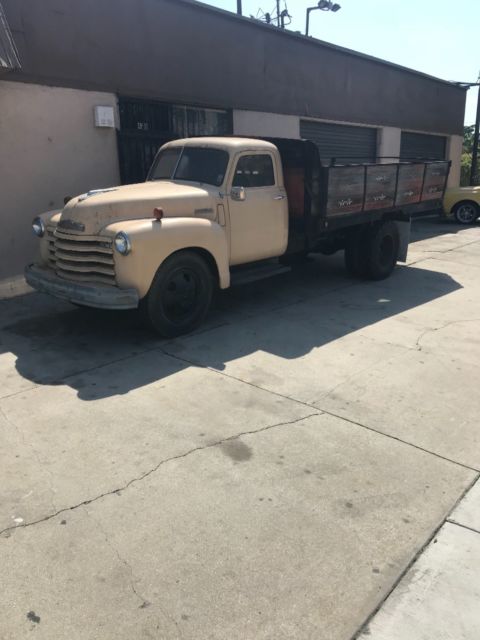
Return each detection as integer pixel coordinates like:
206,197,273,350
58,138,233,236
164,137,278,152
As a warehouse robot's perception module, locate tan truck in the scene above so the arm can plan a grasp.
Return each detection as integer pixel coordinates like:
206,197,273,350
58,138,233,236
26,136,450,336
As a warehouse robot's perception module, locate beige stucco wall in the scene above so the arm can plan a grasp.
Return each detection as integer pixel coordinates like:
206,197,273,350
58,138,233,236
378,127,401,163
0,80,120,281
446,134,463,188
233,110,300,139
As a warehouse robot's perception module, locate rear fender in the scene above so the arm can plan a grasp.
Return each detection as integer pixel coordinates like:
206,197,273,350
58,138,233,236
103,217,230,299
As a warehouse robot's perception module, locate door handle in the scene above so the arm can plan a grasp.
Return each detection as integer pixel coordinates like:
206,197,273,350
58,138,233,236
274,195,287,200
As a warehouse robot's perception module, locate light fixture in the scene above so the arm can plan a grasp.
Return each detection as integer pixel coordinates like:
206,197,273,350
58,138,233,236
32,217,45,238
306,0,341,36
114,232,132,255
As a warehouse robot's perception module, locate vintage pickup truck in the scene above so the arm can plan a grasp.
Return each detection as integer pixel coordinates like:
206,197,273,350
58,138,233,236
26,136,449,336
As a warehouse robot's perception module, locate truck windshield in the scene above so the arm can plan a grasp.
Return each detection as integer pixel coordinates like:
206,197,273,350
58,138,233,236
149,147,229,187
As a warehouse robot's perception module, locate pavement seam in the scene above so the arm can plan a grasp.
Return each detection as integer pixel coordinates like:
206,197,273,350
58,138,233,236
84,506,151,609
157,348,480,474
85,505,185,636
410,236,480,255
0,412,319,538
445,518,480,536
0,405,58,515
350,471,480,640
415,317,480,351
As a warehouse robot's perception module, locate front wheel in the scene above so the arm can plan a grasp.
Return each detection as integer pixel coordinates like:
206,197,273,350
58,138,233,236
453,201,479,225
141,251,214,337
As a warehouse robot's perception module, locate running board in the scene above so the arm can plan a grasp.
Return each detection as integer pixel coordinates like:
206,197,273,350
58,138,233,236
230,263,291,286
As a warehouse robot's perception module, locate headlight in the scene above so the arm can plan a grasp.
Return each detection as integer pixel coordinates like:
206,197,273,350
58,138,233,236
114,232,132,255
32,217,45,238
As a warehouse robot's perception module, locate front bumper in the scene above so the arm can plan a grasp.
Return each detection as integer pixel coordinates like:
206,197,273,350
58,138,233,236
25,264,139,310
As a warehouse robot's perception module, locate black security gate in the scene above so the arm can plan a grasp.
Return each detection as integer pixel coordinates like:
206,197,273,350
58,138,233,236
400,132,447,161
300,120,378,164
117,98,233,184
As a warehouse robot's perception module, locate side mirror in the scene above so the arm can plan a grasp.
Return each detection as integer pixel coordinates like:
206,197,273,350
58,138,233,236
231,186,246,202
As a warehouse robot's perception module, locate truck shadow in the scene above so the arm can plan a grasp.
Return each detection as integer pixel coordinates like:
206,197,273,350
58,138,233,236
1,251,462,402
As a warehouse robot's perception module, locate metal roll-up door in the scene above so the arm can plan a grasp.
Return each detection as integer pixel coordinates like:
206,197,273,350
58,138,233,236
300,120,378,164
400,132,446,160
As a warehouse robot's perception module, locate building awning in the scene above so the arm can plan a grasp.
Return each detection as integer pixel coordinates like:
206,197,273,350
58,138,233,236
0,1,20,74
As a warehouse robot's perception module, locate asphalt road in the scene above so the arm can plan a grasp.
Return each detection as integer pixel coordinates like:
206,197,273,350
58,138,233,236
1,217,479,639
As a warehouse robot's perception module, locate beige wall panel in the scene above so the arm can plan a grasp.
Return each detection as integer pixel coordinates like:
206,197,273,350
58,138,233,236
233,110,300,139
447,135,463,188
378,127,401,163
0,81,120,281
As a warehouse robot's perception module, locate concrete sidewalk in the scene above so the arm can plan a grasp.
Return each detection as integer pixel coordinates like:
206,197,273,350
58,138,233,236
1,217,479,639
361,477,480,639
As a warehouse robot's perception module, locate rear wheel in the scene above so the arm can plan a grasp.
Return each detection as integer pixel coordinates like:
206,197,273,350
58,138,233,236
366,221,400,280
453,201,479,225
344,221,399,281
141,251,214,337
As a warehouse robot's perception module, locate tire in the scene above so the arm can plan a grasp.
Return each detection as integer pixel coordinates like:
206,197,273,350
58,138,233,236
141,251,214,337
365,220,400,280
453,201,479,225
345,222,399,281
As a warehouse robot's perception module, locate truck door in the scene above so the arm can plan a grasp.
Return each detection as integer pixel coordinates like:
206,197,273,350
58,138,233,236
227,152,288,265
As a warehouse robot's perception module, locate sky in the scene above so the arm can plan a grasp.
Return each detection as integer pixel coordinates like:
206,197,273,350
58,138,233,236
202,0,479,126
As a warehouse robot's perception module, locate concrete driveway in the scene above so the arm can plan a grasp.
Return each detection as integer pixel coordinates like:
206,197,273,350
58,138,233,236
1,217,479,640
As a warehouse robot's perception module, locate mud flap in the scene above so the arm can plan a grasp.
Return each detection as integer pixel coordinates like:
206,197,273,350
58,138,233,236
396,220,411,263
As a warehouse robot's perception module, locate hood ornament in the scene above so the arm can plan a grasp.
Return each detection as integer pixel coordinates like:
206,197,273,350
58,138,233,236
77,187,118,203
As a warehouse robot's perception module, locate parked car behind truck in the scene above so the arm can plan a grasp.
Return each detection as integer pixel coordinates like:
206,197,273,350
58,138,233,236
443,185,480,224
26,137,450,336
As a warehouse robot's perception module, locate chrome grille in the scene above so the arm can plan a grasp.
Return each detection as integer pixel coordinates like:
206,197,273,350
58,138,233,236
46,227,56,268
47,228,115,286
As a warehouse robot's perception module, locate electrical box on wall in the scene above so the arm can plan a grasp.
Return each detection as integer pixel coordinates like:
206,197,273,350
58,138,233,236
94,106,115,128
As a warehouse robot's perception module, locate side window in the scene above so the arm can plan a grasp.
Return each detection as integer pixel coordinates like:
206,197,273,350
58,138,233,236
232,154,275,188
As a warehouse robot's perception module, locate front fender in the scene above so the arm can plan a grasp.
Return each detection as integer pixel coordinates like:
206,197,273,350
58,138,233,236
103,217,230,299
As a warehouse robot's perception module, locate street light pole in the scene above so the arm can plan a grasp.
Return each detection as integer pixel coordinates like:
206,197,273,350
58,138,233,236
306,7,314,36
306,1,341,37
237,0,242,15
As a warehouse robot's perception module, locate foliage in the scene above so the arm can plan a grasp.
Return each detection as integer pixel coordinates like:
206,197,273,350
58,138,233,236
461,152,472,186
463,125,475,154
461,125,479,186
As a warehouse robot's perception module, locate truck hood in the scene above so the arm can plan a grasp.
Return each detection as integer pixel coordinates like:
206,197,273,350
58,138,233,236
58,181,216,235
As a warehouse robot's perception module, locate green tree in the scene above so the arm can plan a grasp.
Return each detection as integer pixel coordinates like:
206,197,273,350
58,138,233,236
461,125,477,185
463,125,475,154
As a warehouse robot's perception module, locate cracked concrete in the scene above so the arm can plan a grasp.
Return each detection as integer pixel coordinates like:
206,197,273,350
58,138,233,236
1,217,480,639
0,413,319,536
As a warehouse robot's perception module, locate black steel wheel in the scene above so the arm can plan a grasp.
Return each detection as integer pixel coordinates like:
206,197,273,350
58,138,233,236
365,220,400,280
453,201,479,225
142,251,214,337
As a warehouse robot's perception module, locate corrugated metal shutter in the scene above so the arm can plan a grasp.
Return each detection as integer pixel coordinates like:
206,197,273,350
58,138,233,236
300,120,378,164
400,132,446,160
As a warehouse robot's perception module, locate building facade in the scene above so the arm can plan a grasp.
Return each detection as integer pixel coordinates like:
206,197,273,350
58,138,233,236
0,0,466,289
